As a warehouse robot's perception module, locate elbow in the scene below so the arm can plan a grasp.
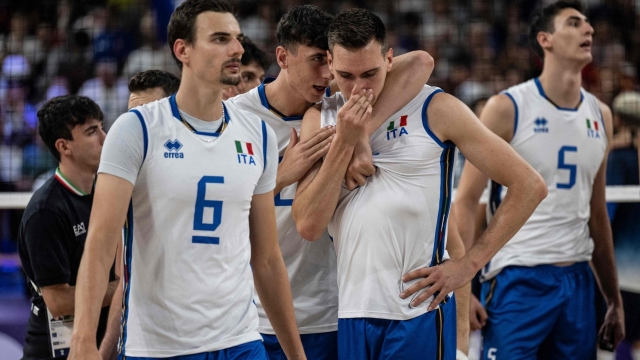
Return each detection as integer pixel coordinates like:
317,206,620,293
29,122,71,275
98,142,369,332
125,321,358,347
530,172,548,204
296,220,323,242
415,51,435,78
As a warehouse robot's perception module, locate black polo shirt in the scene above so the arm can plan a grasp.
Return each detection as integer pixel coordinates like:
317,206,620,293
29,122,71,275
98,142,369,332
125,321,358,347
18,173,116,359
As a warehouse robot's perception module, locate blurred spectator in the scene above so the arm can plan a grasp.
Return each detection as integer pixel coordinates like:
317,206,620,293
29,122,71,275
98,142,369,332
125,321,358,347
0,13,46,71
122,11,178,79
78,59,128,130
607,91,640,360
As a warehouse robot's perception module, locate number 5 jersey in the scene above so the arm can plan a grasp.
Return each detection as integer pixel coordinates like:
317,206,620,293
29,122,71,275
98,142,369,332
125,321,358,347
483,78,607,280
98,94,278,357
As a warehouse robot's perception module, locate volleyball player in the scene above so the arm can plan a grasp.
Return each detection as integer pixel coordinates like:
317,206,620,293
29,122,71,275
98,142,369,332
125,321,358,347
292,8,547,359
454,1,625,358
228,5,435,359
69,1,304,359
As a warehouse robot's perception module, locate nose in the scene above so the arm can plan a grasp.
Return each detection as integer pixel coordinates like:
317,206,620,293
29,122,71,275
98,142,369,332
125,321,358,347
231,37,244,58
320,64,332,81
585,22,594,36
99,128,107,145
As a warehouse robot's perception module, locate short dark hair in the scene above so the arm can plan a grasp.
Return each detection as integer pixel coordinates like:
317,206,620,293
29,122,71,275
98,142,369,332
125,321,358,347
167,0,234,70
128,70,181,96
328,8,387,54
276,5,333,53
241,37,270,71
38,96,104,162
529,0,584,59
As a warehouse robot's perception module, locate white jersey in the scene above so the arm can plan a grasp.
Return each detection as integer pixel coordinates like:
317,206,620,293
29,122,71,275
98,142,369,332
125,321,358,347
482,78,607,280
228,79,338,334
321,86,453,321
115,95,278,357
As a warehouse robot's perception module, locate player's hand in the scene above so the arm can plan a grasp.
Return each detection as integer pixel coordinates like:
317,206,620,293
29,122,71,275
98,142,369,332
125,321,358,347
68,340,100,360
345,137,375,190
469,293,488,331
399,259,475,311
278,126,335,189
598,301,625,351
222,85,240,100
336,89,373,147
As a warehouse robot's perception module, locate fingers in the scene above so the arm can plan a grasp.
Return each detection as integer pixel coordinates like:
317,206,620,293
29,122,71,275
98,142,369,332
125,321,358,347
351,90,371,115
402,267,430,283
478,302,488,323
307,135,333,163
428,290,449,311
345,176,358,190
343,89,365,111
399,273,434,299
301,126,335,150
361,162,376,176
470,314,482,331
288,128,299,149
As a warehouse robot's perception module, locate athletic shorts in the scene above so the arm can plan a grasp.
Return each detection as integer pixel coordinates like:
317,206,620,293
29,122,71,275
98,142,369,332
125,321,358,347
338,295,456,360
481,261,596,360
261,331,337,360
118,340,267,360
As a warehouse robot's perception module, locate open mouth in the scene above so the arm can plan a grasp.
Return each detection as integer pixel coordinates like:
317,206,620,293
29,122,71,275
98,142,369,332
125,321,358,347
580,40,592,48
313,85,327,94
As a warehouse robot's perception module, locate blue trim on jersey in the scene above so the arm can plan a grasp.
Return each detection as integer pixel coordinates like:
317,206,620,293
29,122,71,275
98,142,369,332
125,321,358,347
129,109,148,162
325,86,331,97
597,104,607,137
502,92,518,137
121,201,134,355
261,120,268,171
257,77,304,121
430,147,455,267
169,93,180,120
421,89,453,149
489,181,503,216
534,77,584,112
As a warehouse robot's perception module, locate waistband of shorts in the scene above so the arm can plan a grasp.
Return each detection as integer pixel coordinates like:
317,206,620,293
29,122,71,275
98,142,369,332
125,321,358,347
505,261,590,275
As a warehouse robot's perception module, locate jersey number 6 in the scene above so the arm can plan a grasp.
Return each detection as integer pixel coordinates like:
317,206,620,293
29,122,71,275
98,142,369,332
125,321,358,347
557,146,577,189
193,176,224,244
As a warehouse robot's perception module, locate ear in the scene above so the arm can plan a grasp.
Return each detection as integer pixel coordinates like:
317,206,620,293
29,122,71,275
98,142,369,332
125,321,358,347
54,138,72,158
537,31,552,54
276,46,288,69
173,39,189,68
386,47,394,72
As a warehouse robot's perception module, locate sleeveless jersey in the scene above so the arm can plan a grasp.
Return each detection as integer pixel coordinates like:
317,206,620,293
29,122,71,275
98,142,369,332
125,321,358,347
482,78,607,280
120,95,277,357
228,79,339,334
321,86,453,320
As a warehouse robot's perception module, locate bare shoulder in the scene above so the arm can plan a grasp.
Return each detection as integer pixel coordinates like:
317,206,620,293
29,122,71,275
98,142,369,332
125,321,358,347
598,100,613,138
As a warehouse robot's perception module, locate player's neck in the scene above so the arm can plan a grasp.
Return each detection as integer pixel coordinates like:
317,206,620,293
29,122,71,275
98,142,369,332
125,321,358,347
265,74,314,117
174,75,224,122
538,62,583,109
58,161,96,195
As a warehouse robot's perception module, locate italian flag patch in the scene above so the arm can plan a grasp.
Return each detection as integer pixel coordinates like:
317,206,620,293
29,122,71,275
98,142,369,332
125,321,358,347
235,140,254,155
586,118,599,131
387,115,408,131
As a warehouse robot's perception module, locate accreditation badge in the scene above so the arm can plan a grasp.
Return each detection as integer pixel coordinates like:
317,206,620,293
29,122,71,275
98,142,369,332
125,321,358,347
47,308,74,358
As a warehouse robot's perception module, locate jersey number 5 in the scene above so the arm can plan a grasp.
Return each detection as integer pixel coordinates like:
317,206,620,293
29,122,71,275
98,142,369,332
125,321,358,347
557,146,577,189
193,176,223,244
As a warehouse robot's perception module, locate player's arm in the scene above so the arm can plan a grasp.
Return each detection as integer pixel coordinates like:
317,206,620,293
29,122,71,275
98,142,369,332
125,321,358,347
293,90,372,241
249,191,305,360
452,94,514,250
589,102,625,350
69,175,132,360
400,93,547,310
345,50,435,189
99,243,124,360
446,218,470,357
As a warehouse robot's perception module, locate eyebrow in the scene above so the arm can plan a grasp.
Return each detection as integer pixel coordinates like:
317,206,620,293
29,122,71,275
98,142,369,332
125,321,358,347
210,32,244,38
336,66,380,76
567,15,588,23
84,124,100,133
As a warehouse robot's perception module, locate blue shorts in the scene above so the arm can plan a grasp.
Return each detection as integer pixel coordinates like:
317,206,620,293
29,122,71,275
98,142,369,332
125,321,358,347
261,331,337,360
338,296,456,360
118,340,267,360
481,261,596,360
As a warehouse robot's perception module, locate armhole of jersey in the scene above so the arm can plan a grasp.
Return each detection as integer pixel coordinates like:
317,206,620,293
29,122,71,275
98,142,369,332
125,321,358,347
261,120,268,171
129,109,148,164
421,89,454,149
502,92,518,139
596,98,607,138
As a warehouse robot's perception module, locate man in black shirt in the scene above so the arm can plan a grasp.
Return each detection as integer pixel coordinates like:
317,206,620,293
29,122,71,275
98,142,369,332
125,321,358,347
18,95,118,359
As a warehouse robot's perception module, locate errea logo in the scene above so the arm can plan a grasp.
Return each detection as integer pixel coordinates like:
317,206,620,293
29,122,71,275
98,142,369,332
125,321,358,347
164,139,184,158
534,117,549,133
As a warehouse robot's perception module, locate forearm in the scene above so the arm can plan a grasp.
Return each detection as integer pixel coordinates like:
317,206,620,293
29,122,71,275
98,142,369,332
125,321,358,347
274,167,288,196
99,279,123,360
451,202,478,251
590,219,622,305
455,282,470,354
293,139,354,240
253,255,304,359
464,178,545,272
367,51,434,136
71,242,117,344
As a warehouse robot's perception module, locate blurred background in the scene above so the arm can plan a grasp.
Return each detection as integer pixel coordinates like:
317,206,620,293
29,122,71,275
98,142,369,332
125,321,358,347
0,0,638,359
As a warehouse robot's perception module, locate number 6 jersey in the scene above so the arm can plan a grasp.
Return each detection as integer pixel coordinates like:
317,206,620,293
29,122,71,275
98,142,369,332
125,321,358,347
483,78,607,280
98,95,278,357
